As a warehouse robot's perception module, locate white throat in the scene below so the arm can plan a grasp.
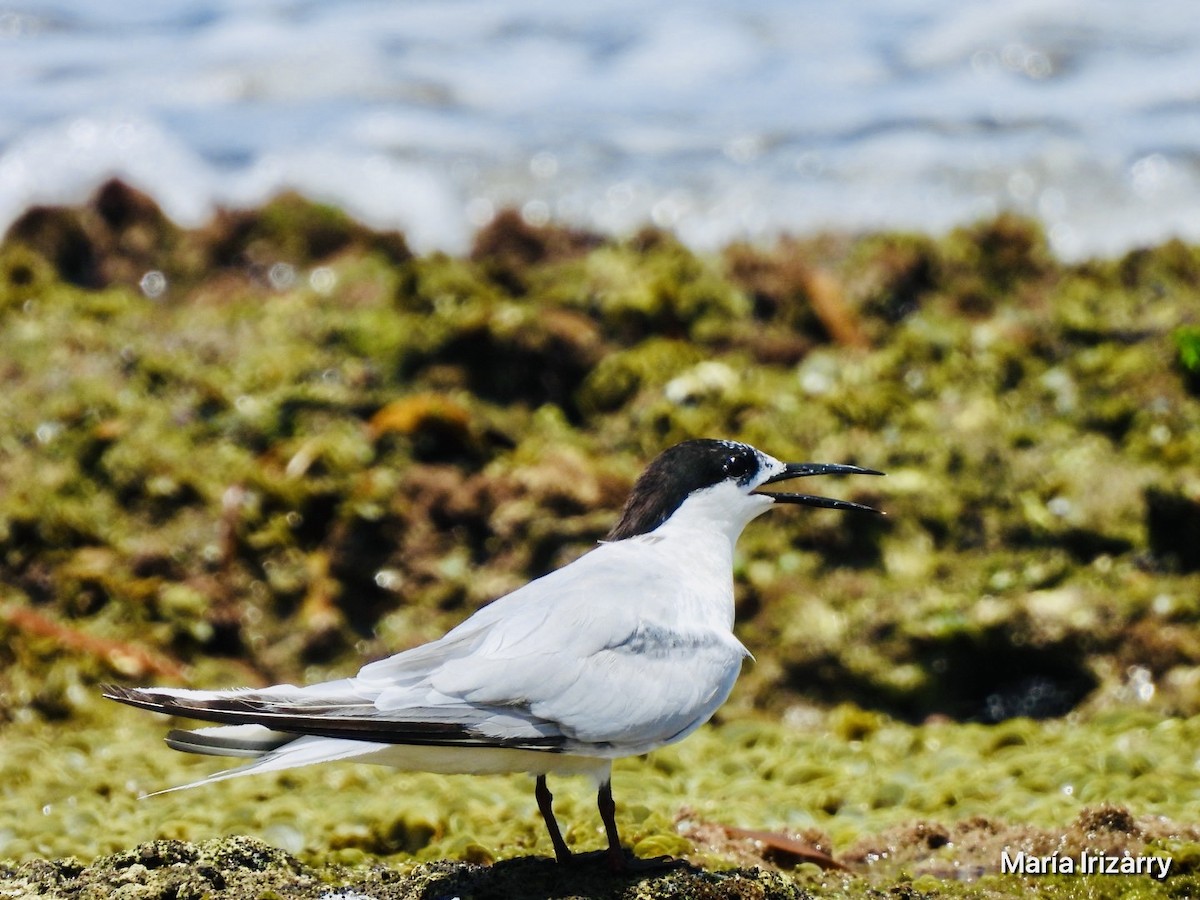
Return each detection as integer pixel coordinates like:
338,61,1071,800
653,480,774,546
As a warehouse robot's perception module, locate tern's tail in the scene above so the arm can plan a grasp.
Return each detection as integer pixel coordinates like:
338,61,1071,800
103,681,384,796
102,683,386,793
103,683,300,755
163,722,294,758
153,730,385,794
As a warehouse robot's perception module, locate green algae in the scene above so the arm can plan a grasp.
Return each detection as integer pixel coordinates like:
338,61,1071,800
1175,326,1200,398
4,702,1200,896
2,183,1200,896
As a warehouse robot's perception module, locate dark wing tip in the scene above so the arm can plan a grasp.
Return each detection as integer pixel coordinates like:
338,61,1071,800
102,684,182,715
101,683,139,704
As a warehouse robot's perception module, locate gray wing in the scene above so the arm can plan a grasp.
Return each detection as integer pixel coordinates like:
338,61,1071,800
365,538,749,751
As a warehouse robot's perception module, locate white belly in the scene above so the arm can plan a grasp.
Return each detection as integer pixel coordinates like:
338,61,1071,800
354,742,613,781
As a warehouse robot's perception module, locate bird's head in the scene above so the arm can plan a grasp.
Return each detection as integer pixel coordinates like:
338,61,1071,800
606,439,883,542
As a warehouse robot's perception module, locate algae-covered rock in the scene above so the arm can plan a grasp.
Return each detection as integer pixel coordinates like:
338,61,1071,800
2,197,1199,717
579,338,708,413
0,838,819,900
547,229,753,345
0,837,304,900
2,194,1200,890
2,179,411,301
2,198,1199,721
0,242,60,312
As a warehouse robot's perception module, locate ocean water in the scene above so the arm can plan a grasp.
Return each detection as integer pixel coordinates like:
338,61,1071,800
1,0,1198,258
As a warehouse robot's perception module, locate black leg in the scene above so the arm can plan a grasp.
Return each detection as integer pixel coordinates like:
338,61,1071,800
597,778,689,875
597,779,626,873
535,775,573,864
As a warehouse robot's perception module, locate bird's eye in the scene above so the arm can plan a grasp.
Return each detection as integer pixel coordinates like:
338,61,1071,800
723,450,756,480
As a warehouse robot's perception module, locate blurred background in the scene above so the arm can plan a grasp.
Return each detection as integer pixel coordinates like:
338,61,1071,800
2,0,1199,257
3,0,1200,884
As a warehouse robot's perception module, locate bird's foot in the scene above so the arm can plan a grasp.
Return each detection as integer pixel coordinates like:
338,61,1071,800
565,847,689,875
610,850,690,875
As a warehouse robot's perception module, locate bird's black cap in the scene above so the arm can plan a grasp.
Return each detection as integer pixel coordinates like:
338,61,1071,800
607,440,760,540
605,439,881,540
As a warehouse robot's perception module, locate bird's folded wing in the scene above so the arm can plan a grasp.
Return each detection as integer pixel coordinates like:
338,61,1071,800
427,610,748,750
411,547,750,751
102,683,568,750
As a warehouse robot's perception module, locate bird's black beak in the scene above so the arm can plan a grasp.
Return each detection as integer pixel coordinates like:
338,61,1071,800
755,462,885,514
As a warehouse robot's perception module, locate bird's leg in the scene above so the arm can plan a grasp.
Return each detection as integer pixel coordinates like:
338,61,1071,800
597,779,626,873
535,775,573,865
597,779,689,874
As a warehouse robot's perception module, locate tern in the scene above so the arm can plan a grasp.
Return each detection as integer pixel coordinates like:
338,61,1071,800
104,439,882,872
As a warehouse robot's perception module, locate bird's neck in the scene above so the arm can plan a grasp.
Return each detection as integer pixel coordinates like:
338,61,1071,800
634,488,772,632
654,483,774,547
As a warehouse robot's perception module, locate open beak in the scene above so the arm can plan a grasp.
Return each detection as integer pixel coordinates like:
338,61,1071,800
755,462,885,514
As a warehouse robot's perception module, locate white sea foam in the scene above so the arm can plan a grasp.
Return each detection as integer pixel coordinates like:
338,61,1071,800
0,0,1198,258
